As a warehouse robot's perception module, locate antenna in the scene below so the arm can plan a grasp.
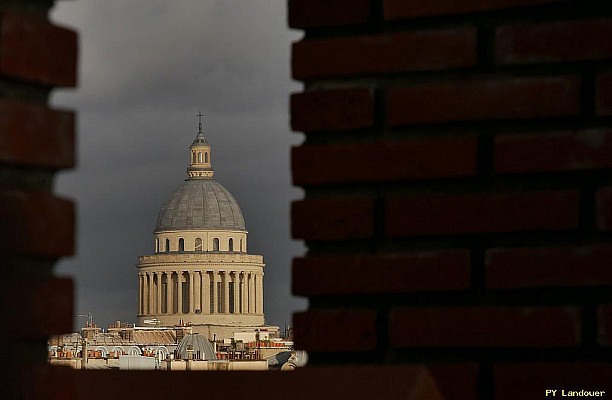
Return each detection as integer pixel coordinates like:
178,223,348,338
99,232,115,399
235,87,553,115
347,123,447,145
77,312,93,327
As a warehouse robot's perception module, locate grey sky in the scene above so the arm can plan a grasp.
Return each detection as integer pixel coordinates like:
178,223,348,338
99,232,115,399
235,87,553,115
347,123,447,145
50,0,306,329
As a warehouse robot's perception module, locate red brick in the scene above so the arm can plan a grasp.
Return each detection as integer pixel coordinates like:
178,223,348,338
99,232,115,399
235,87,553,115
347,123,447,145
495,129,612,173
293,309,378,352
386,190,580,238
428,363,480,400
51,366,443,400
292,198,375,240
0,12,77,87
487,244,612,289
596,73,612,116
290,88,374,132
389,306,581,348
292,28,476,80
598,305,612,346
288,0,371,29
0,190,74,258
384,0,564,19
4,278,73,338
0,100,75,168
5,365,71,400
494,363,612,400
292,251,471,296
596,187,612,230
387,76,581,126
497,19,612,65
292,136,477,185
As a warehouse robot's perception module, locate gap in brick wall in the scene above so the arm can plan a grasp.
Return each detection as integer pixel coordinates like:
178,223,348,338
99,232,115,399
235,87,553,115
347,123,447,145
0,79,50,103
0,166,54,191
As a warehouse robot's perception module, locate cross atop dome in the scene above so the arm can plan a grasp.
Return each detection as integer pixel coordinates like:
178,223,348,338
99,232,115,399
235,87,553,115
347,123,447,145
197,111,204,132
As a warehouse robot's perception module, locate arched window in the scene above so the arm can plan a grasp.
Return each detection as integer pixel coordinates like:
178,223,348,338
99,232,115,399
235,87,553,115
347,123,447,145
229,238,234,252
165,238,170,253
213,238,219,251
178,238,185,252
195,238,202,251
96,347,108,358
157,347,168,361
129,346,142,356
192,152,196,164
155,238,159,253
198,152,203,163
205,152,208,163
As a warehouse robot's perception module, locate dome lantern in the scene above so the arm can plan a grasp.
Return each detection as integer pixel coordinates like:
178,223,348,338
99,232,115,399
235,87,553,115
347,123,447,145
188,112,214,179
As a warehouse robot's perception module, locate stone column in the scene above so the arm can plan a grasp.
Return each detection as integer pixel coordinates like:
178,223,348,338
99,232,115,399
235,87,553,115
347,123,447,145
164,272,170,314
210,271,216,314
194,271,201,313
257,272,264,315
249,272,255,314
156,272,162,315
245,273,249,313
142,273,147,315
144,273,150,315
159,271,167,314
239,272,244,314
170,272,175,314
151,273,156,314
152,273,156,315
223,271,230,314
165,273,170,314
232,272,238,314
203,271,211,314
177,272,183,314
138,273,143,315
242,272,247,314
149,273,155,315
253,273,259,314
150,273,155,315
189,270,195,313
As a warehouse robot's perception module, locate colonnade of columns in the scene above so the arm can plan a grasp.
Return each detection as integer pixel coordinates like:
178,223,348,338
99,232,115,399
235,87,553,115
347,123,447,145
138,270,263,317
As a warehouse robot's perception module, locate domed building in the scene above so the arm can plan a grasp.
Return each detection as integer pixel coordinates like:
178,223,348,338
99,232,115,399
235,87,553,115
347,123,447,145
175,333,216,360
137,117,269,339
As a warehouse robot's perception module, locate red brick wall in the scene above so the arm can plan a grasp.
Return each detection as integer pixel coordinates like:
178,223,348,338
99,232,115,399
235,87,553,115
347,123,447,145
0,2,441,400
6,0,612,398
0,1,77,398
290,0,612,398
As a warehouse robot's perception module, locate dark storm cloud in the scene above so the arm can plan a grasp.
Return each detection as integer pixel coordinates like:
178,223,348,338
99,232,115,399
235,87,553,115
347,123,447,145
57,1,291,116
50,0,306,329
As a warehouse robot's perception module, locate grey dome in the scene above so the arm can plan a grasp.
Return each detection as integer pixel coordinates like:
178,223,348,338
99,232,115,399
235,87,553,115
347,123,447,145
176,333,216,360
156,179,246,232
